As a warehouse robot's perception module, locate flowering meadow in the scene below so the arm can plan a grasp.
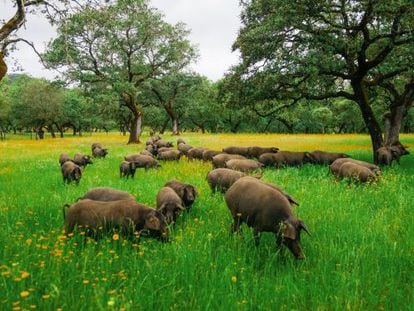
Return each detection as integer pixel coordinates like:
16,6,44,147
0,133,413,310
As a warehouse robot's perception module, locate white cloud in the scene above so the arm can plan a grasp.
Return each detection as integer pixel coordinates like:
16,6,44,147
1,0,241,81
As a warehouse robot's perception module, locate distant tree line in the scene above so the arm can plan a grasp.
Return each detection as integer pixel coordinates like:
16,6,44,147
1,73,412,140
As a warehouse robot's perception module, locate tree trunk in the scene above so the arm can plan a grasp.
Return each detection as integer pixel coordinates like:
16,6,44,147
0,53,7,82
165,102,180,135
384,83,414,146
128,112,142,144
351,81,384,163
49,125,56,138
160,118,169,135
383,106,405,146
172,118,179,135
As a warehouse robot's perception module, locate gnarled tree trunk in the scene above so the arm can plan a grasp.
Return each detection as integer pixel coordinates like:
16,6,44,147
351,81,384,163
128,112,142,144
383,81,414,146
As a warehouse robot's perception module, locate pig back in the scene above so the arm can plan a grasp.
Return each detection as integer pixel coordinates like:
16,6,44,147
225,177,293,232
65,199,145,230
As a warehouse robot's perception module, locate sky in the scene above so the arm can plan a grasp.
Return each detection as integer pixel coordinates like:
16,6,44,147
0,0,242,81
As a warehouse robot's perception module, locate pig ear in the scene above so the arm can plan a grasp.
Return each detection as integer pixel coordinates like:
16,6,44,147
145,215,160,230
282,221,297,240
299,220,311,236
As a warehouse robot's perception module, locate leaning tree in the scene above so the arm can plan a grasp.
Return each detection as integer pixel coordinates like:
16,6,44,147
0,0,65,82
44,0,197,143
234,0,414,162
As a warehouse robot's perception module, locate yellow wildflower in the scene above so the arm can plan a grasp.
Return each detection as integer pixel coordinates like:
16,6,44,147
20,291,30,298
42,295,50,299
82,280,90,284
21,271,30,279
231,276,237,283
112,234,120,241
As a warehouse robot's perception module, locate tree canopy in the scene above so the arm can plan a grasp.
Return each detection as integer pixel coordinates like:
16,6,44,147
44,0,197,143
233,0,414,162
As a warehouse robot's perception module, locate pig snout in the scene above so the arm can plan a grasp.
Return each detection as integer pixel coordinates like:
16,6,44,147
284,238,305,260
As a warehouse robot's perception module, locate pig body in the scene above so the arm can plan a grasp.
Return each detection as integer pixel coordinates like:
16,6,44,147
337,162,377,183
78,187,135,202
164,179,197,208
212,154,247,168
73,153,93,167
124,154,160,170
61,161,82,184
225,177,309,259
156,187,185,224
120,161,137,178
225,159,264,173
64,199,168,240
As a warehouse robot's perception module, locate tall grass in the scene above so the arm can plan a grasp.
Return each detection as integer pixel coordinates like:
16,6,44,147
0,133,413,310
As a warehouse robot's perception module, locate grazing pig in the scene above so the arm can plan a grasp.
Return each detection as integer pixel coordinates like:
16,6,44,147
91,143,102,152
124,154,161,170
145,144,158,156
376,147,394,166
309,150,350,165
222,146,250,157
157,147,175,153
212,154,247,168
247,146,279,158
202,149,223,162
177,143,193,155
156,187,185,224
164,179,198,208
59,153,71,166
337,162,378,183
225,177,309,259
120,161,137,178
73,153,93,167
92,146,108,158
258,153,278,167
177,138,186,145
140,150,154,157
225,159,264,173
64,199,169,240
186,147,208,160
146,135,161,145
61,161,82,184
207,168,252,193
78,187,135,202
155,140,173,148
389,144,410,162
259,151,312,168
330,158,381,176
158,150,182,161
377,145,409,166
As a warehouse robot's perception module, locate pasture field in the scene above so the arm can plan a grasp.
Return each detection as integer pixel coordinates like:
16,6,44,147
1,133,413,310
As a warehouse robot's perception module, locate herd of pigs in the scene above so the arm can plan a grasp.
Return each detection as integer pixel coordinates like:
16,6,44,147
57,136,410,259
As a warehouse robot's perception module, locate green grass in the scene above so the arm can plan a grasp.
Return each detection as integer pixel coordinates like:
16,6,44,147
0,133,413,310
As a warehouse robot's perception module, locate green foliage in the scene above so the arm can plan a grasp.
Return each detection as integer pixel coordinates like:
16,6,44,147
7,75,64,130
233,0,414,155
43,0,197,142
0,134,413,309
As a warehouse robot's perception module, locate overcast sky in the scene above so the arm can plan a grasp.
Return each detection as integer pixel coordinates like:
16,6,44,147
1,0,242,81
